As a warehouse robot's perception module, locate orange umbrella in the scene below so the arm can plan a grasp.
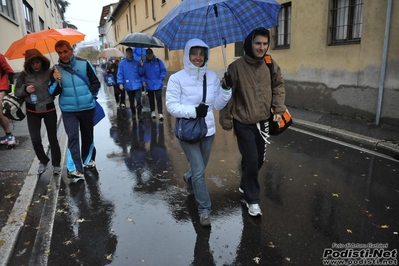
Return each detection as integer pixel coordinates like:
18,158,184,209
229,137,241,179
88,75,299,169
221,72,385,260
4,28,85,60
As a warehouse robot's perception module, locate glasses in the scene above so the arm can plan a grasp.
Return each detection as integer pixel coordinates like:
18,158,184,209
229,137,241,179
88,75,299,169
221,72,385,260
31,60,41,65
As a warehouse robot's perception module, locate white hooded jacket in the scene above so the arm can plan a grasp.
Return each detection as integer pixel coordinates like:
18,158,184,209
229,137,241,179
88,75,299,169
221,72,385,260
166,38,232,137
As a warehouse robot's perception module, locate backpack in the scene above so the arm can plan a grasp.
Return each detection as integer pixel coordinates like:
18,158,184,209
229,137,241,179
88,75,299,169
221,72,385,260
264,54,293,135
2,93,26,121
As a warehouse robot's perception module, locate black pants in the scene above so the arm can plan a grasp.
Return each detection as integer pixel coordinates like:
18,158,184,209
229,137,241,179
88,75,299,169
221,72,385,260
113,85,126,105
27,110,61,167
147,89,163,114
233,119,269,204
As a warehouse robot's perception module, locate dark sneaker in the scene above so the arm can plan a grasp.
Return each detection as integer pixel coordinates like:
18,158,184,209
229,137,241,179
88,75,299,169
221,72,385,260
200,213,211,227
67,171,84,179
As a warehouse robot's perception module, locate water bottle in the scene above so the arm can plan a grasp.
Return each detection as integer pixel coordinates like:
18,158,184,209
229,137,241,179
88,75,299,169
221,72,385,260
30,93,38,104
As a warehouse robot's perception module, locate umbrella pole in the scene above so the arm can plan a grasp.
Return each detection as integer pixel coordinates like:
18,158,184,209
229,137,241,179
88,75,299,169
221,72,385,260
45,41,56,64
221,38,227,71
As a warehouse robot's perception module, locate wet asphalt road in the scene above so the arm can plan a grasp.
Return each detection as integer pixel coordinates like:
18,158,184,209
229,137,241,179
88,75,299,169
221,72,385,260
8,85,399,266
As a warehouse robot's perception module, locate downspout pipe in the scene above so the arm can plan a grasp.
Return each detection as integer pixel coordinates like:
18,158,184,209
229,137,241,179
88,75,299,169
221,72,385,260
375,0,392,125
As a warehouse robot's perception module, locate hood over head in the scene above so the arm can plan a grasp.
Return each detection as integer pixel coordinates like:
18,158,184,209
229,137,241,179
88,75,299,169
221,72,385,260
24,49,50,73
243,27,270,59
183,38,209,75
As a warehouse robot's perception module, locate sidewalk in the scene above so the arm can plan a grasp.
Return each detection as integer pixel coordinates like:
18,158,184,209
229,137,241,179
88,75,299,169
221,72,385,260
0,106,398,265
289,108,399,159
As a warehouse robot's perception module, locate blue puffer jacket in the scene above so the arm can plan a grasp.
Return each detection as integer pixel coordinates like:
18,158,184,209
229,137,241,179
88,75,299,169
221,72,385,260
117,57,145,91
142,56,166,91
49,55,101,112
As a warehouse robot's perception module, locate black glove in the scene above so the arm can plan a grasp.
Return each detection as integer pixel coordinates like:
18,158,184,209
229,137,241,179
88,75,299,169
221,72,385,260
223,72,233,89
196,103,209,118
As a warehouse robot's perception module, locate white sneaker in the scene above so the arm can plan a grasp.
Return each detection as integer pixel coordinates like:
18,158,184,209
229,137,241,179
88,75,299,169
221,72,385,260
159,114,164,121
38,163,48,174
246,203,262,216
53,166,61,175
0,134,16,145
67,171,84,179
84,160,96,169
238,187,244,194
151,111,156,119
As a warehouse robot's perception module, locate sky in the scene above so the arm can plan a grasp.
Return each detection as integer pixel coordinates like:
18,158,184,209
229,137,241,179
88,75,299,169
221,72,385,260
64,0,113,43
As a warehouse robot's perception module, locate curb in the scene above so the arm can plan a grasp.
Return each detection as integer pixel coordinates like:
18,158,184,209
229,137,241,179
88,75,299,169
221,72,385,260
294,118,399,158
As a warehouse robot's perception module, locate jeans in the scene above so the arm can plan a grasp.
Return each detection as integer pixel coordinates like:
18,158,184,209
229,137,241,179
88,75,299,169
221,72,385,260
179,135,214,215
26,110,61,166
233,119,269,204
147,89,163,114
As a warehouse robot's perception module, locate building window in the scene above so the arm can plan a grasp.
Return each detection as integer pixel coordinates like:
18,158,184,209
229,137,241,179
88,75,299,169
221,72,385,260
274,2,291,49
162,0,166,5
164,47,169,60
134,5,137,25
49,0,53,16
329,0,363,45
39,17,45,30
145,0,149,18
23,1,34,32
234,42,244,57
1,0,16,20
126,14,129,31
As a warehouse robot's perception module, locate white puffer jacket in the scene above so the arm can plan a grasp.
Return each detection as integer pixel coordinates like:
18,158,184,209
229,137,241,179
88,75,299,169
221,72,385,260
166,38,231,137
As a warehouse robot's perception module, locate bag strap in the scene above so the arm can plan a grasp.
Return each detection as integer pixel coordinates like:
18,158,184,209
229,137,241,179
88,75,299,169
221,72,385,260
264,55,273,87
202,74,207,103
60,66,90,87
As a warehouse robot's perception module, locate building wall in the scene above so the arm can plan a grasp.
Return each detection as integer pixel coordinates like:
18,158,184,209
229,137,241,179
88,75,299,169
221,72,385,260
1,0,62,72
106,0,399,126
270,0,399,125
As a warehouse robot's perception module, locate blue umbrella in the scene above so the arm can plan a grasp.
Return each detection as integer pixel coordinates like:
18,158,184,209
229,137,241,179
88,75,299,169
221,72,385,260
153,0,282,50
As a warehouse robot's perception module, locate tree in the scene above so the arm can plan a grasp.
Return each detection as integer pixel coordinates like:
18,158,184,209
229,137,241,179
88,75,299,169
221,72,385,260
55,0,77,29
77,46,99,64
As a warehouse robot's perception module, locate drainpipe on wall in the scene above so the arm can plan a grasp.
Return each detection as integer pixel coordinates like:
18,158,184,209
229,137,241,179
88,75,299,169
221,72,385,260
375,0,392,125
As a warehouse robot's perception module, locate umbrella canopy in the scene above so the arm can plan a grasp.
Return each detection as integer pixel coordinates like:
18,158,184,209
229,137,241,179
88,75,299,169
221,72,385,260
97,48,124,58
4,28,85,60
119,32,164,48
153,0,282,50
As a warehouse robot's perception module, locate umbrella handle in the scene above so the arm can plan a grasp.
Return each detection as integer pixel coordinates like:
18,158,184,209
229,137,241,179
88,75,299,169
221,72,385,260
221,38,227,71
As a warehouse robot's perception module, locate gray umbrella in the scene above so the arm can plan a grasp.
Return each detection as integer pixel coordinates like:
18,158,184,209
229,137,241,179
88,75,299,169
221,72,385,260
119,32,164,48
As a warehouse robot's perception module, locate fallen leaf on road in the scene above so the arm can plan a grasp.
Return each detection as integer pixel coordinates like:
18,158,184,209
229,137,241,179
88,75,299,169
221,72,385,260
346,229,353,234
127,217,135,224
332,193,339,197
16,248,27,256
253,257,260,264
106,254,113,260
373,224,389,229
70,250,80,258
